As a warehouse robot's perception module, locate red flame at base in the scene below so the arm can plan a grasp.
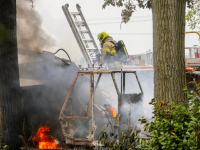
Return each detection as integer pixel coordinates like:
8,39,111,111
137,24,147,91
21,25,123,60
32,124,61,149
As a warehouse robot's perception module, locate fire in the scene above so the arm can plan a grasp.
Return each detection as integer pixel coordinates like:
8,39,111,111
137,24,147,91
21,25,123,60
32,124,61,149
106,106,117,117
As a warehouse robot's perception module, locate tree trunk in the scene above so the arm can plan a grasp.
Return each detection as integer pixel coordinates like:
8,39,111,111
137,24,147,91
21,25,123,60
152,0,186,103
0,0,20,149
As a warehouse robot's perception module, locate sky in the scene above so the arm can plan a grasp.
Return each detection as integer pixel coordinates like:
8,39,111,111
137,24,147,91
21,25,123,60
30,0,200,64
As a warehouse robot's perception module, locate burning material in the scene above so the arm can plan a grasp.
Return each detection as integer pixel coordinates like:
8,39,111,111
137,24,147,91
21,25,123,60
105,105,117,117
32,124,61,149
59,69,143,146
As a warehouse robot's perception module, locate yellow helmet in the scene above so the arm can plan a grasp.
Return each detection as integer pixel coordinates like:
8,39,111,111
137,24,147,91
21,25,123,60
97,31,109,42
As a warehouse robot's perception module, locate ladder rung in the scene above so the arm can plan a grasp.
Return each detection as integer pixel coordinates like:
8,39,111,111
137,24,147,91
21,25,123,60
90,57,96,59
75,21,85,25
86,48,97,50
79,30,89,33
70,12,80,15
82,39,93,42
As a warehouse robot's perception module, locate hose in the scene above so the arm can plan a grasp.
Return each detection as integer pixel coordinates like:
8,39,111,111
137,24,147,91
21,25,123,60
53,48,71,62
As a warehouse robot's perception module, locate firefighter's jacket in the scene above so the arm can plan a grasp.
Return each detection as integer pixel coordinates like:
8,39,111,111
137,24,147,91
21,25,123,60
101,37,116,57
100,37,122,69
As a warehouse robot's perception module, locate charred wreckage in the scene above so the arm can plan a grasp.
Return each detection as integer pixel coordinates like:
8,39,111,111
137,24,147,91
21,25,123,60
18,3,150,150
59,67,143,148
19,49,145,150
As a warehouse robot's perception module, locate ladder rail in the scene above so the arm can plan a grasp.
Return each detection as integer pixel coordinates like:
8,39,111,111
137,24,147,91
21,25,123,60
62,4,93,66
76,4,100,55
74,15,92,56
72,7,97,59
73,15,90,48
73,14,95,60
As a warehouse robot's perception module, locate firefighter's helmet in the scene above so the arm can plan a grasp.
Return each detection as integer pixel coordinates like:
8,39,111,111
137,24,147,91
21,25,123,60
97,31,109,42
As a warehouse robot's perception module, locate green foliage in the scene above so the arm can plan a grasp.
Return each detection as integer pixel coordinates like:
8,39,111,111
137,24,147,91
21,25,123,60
138,84,200,150
102,0,151,24
188,78,200,96
102,0,195,24
99,129,135,150
3,145,9,150
0,145,9,150
186,0,200,29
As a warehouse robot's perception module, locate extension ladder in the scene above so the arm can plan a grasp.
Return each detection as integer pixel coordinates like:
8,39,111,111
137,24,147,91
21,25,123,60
62,4,101,66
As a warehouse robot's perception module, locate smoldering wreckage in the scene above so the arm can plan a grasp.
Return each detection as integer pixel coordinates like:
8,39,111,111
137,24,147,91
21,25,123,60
15,3,153,150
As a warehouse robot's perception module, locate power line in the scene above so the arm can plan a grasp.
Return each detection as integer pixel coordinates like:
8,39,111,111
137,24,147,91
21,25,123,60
87,15,152,21
93,33,152,35
88,19,152,25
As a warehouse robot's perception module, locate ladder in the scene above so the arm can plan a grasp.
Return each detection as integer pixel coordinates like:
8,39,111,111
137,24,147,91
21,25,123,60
62,4,101,66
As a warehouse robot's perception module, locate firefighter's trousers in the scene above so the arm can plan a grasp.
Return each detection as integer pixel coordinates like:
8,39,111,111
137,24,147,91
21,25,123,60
107,61,122,70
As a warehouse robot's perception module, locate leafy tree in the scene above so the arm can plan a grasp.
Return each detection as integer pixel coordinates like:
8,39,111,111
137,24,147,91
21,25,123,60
186,0,200,29
0,0,20,149
102,0,195,104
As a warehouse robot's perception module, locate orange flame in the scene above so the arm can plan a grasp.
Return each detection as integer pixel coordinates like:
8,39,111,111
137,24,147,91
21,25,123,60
32,124,61,149
106,106,117,117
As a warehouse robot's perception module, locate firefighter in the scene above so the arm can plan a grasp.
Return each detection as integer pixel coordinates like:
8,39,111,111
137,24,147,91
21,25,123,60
97,31,122,69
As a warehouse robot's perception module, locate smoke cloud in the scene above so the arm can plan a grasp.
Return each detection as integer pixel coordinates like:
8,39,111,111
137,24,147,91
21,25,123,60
16,0,68,145
17,0,56,52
